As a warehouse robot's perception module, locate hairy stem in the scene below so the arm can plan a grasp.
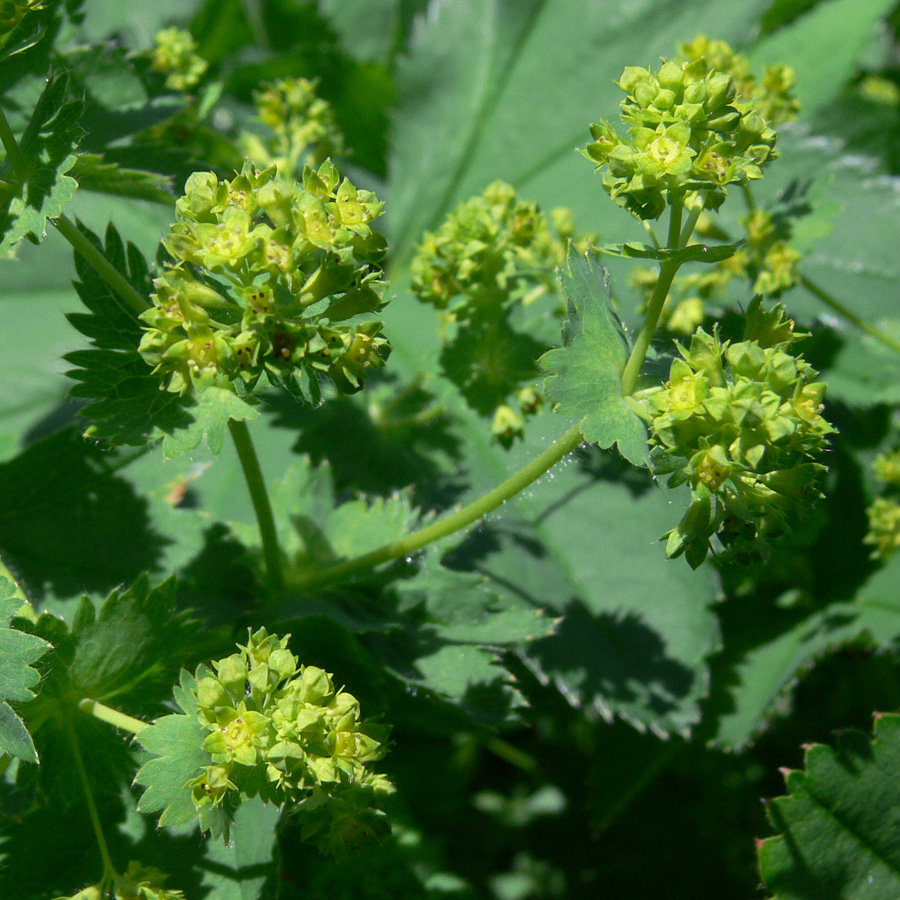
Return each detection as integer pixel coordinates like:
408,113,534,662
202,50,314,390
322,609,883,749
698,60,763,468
65,714,117,884
55,214,150,316
800,274,900,356
78,698,148,735
291,423,584,592
228,418,285,592
620,258,680,396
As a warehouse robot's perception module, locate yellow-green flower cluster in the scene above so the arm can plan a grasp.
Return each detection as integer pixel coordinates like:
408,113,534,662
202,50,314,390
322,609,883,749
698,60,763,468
637,301,833,566
410,182,586,444
678,35,800,127
187,629,393,851
410,180,575,322
583,42,783,219
149,27,208,92
139,160,390,400
242,77,345,178
863,448,900,559
865,497,900,560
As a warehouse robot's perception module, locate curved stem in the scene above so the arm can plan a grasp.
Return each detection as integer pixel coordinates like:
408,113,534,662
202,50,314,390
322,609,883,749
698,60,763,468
291,423,584,592
800,274,900,356
78,698,147,735
228,418,285,592
65,714,117,884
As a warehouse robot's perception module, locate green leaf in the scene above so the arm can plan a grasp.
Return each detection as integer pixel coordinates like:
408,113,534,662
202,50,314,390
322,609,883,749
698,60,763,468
69,154,175,204
160,386,259,459
66,574,197,710
64,221,194,448
134,668,229,838
198,796,279,899
598,241,743,265
0,71,83,257
0,575,50,763
0,428,169,605
758,713,900,899
541,252,649,466
705,588,900,749
387,0,772,269
239,457,553,722
384,552,556,723
319,0,400,61
9,573,197,803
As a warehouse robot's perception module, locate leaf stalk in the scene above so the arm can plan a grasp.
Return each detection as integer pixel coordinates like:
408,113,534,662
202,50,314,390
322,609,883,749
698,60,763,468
228,418,285,592
78,698,148,735
292,422,585,592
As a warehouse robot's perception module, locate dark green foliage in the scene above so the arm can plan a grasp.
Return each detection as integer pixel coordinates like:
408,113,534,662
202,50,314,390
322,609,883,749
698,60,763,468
6,1,900,899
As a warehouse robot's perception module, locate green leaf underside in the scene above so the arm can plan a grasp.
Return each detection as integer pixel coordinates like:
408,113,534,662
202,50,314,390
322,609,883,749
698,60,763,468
759,713,900,899
707,524,900,749
0,575,50,763
541,252,649,466
0,71,83,257
598,241,743,265
134,669,228,838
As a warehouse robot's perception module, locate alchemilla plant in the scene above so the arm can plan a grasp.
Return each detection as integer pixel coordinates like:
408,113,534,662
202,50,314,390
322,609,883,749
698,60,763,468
3,2,900,898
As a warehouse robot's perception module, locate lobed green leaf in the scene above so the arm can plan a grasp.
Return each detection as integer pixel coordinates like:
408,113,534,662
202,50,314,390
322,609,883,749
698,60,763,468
759,713,900,899
0,573,50,763
541,251,649,466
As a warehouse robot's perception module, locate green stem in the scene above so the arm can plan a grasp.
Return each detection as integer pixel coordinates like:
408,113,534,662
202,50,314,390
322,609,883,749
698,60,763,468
78,698,148,735
65,714,117,883
800,274,900,356
592,740,680,835
679,191,707,248
666,192,684,249
292,423,585,592
621,193,705,396
620,258,680,396
741,182,756,213
228,418,285,592
0,104,25,176
1,105,149,320
486,736,539,774
54,214,150,317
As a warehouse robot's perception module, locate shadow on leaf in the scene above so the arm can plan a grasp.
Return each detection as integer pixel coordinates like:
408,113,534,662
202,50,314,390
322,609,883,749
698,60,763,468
0,427,167,602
